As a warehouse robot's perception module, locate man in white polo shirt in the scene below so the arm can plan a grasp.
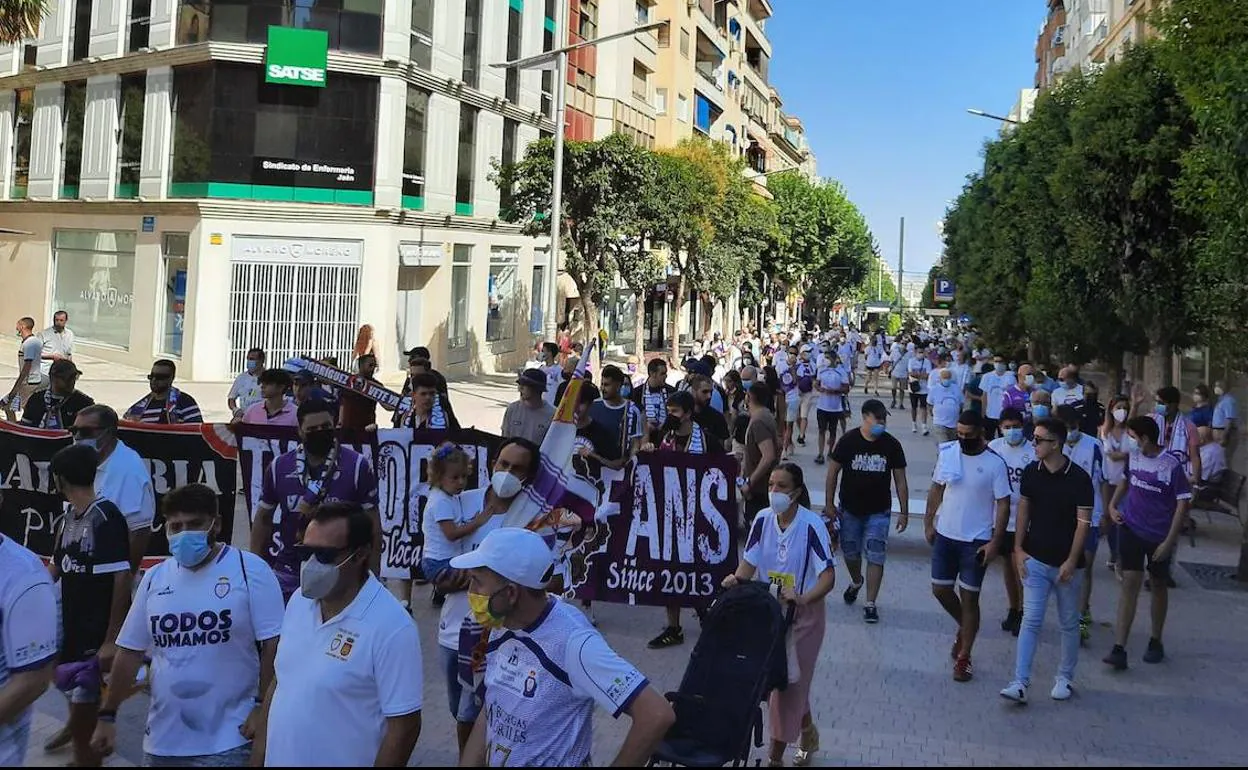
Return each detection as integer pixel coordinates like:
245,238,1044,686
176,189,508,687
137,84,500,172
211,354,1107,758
454,528,675,767
71,404,156,571
253,501,423,767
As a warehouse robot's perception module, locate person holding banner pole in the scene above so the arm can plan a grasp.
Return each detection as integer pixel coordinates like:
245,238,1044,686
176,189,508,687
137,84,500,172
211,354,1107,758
250,400,381,601
723,462,836,768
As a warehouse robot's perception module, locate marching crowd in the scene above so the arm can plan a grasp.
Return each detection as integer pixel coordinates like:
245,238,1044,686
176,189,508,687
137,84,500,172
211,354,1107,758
0,310,1241,767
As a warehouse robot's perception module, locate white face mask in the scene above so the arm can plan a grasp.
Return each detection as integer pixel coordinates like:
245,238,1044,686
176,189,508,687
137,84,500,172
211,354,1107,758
491,470,523,499
1112,408,1128,423
300,553,351,600
768,491,794,512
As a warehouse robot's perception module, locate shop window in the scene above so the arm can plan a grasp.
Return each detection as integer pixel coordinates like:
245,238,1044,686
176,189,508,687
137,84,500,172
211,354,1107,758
410,0,433,69
448,245,471,363
116,75,145,198
170,63,378,204
61,81,87,199
161,233,191,357
487,248,518,347
52,230,138,350
11,88,32,199
402,85,429,209
175,0,382,55
129,0,152,52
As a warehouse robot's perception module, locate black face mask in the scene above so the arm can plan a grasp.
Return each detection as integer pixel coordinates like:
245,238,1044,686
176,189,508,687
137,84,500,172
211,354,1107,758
662,414,682,432
959,437,984,455
303,428,335,456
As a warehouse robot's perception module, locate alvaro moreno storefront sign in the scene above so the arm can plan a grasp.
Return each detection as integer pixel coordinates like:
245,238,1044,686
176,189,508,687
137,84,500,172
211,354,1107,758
264,26,328,88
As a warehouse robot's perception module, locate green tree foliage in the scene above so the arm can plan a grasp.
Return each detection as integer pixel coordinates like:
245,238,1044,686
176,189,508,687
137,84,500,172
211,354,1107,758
0,0,45,44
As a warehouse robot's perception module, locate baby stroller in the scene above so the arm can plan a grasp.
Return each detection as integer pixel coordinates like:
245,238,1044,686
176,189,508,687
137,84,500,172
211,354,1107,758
649,581,792,767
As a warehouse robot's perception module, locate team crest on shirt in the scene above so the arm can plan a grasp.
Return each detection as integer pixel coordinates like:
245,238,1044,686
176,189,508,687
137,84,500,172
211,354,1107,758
214,577,231,599
522,670,538,698
328,631,357,660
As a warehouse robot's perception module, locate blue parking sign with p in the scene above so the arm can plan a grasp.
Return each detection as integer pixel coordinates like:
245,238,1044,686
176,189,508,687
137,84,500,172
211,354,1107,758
934,277,955,303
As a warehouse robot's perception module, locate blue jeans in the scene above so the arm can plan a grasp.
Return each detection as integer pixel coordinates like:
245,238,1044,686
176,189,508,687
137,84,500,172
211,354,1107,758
1014,557,1083,685
144,744,253,767
839,512,891,565
439,644,481,723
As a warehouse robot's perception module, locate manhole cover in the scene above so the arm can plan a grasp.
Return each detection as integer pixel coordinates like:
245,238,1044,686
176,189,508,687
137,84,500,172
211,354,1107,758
1180,561,1248,592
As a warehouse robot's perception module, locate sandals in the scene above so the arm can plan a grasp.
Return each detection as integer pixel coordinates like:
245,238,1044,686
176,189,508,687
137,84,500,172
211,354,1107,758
793,724,820,766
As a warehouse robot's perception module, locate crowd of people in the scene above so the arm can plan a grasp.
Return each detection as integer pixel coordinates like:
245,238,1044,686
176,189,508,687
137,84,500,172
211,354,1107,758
0,311,1242,767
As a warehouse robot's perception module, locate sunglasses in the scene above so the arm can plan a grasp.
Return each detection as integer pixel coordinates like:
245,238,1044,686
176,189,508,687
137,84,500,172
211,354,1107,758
294,544,350,565
147,373,173,381
69,426,103,438
1034,436,1060,445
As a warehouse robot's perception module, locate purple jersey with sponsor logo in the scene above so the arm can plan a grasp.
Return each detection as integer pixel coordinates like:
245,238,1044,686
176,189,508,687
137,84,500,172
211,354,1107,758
259,446,379,597
1001,386,1032,420
1121,449,1191,544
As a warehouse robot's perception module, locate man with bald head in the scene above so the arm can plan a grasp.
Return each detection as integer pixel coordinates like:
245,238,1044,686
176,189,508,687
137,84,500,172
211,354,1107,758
1003,364,1035,424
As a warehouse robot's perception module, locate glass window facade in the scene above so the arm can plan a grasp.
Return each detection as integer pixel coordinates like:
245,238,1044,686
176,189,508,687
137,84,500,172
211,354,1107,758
175,0,383,55
487,248,518,346
462,0,482,87
161,233,191,357
448,245,471,362
455,105,477,212
11,88,32,198
170,63,378,202
500,117,518,214
53,230,138,350
129,0,153,51
410,0,433,69
71,0,92,62
62,81,87,198
402,85,429,207
117,75,145,198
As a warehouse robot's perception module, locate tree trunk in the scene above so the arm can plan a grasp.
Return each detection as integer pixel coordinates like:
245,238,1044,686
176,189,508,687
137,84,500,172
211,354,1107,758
670,273,686,365
578,294,599,349
1141,344,1172,392
633,291,646,365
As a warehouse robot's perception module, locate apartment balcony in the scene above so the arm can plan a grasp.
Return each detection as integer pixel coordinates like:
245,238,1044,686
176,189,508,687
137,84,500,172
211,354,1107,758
694,28,725,101
694,2,730,53
743,28,770,84
693,90,724,136
740,1,772,59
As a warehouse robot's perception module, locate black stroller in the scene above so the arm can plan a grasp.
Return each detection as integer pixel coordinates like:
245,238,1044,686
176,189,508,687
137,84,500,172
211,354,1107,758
648,581,791,767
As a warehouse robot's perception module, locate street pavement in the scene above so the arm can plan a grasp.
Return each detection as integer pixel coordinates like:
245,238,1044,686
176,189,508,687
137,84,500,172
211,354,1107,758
7,347,1248,766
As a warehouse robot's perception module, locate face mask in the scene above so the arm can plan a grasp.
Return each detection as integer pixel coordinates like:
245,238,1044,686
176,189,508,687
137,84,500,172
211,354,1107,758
1193,394,1204,405
1154,403,1168,415
662,414,682,432
958,437,982,454
1066,431,1080,445
869,423,886,438
741,380,754,390
940,375,952,385
168,530,212,568
620,383,632,399
468,587,511,628
303,428,335,457
1125,435,1139,453
491,470,523,499
1112,408,1128,423
246,361,260,374
1215,387,1224,396
300,552,351,600
1024,374,1036,387
1064,381,1076,390
768,491,793,512
995,363,1005,373
1004,427,1024,446
74,437,99,451
1032,404,1050,420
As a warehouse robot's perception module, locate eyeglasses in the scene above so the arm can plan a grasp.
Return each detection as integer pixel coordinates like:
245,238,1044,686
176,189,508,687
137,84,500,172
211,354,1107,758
294,544,348,565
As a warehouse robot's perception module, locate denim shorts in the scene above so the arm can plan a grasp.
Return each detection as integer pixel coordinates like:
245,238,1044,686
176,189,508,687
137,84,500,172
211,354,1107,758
930,533,989,591
421,557,453,585
144,743,253,767
440,644,481,724
839,512,891,565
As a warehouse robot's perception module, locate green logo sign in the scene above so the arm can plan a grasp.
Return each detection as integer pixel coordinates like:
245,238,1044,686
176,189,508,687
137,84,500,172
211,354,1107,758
264,26,328,88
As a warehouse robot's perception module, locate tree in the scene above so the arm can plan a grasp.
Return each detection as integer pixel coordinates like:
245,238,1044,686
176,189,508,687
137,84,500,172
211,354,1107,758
704,164,779,330
493,134,651,343
0,0,45,44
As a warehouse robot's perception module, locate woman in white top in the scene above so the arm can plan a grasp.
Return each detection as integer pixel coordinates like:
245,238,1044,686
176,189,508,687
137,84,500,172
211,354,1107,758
863,342,885,396
723,462,836,768
1100,395,1131,571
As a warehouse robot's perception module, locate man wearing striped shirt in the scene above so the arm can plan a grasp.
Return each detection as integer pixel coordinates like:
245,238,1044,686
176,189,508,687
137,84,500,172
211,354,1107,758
124,359,202,424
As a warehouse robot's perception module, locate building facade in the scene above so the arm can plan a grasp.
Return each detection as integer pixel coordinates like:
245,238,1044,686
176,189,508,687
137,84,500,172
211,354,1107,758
1035,0,1069,89
1089,0,1163,65
0,0,560,381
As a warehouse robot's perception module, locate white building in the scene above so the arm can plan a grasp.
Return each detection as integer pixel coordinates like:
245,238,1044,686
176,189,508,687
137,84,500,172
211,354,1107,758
1061,0,1110,76
0,0,560,381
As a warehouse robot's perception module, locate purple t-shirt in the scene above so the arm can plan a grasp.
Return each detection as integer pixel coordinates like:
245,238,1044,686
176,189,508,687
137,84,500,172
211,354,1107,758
1001,386,1031,420
1121,450,1192,544
259,446,379,597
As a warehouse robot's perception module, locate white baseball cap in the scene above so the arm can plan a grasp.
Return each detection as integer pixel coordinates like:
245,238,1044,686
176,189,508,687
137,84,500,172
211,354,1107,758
450,528,554,589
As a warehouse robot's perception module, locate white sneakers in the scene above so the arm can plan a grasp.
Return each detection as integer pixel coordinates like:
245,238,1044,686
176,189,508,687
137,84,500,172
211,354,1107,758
1050,677,1074,700
1000,678,1074,704
911,423,918,433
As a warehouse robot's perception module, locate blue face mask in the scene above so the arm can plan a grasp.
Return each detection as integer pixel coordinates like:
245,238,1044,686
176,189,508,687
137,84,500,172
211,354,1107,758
168,530,213,568
74,437,98,451
1033,404,1050,420
741,380,754,390
1004,427,1024,446
869,423,886,438
995,363,1006,373
620,383,632,399
246,360,260,374
1154,403,1168,415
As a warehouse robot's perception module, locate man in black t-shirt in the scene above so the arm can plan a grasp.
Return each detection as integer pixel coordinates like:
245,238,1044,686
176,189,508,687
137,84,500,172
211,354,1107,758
48,443,133,767
826,399,909,623
20,359,94,430
1000,417,1092,705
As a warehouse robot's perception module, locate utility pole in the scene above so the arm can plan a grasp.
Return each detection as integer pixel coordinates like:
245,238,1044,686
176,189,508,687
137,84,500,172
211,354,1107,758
896,216,905,311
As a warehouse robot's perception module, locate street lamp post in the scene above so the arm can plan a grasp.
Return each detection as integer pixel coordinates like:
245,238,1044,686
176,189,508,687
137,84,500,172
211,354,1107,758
492,17,668,343
966,108,1020,125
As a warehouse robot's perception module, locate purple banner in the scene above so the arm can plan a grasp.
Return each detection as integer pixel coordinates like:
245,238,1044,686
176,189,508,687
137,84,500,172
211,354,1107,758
568,451,739,607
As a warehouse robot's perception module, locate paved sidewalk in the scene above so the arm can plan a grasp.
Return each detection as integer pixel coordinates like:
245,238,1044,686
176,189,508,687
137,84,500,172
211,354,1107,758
10,353,1248,766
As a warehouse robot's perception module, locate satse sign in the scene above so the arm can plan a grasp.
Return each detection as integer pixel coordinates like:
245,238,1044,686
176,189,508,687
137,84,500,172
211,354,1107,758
264,26,328,88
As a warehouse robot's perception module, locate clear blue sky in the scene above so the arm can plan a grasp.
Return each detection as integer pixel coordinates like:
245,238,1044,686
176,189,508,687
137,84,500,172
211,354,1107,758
767,0,1045,282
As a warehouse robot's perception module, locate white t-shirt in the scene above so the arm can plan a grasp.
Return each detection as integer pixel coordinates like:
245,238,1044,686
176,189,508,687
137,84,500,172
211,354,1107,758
1052,383,1085,407
422,488,466,562
437,489,501,651
116,546,285,758
933,447,1011,542
987,437,1036,532
1101,429,1128,485
228,371,262,411
97,440,156,532
743,506,834,595
907,357,931,394
1063,433,1107,526
865,345,883,368
18,335,42,385
816,368,845,413
979,372,1008,419
948,362,970,391
928,379,963,428
541,364,563,406
482,599,647,767
39,327,74,378
266,576,423,767
0,535,59,768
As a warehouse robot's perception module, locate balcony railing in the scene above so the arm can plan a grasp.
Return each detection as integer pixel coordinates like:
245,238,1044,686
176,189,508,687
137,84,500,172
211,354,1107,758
695,63,722,90
176,0,382,55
